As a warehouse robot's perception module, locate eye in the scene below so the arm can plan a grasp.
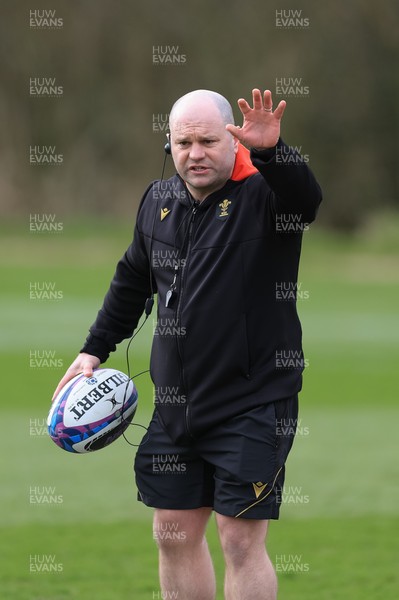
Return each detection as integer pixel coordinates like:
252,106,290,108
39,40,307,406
178,141,190,148
204,139,217,146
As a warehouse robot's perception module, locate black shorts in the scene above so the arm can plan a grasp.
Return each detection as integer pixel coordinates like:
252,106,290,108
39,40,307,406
134,395,298,520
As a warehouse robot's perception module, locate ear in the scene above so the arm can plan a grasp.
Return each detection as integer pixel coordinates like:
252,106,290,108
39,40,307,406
233,136,239,154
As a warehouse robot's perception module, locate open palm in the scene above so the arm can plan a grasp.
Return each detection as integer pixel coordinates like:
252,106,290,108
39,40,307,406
226,88,286,149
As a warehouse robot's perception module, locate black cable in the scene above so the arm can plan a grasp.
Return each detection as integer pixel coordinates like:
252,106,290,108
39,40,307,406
118,149,172,448
148,150,169,301
118,314,151,447
117,143,193,448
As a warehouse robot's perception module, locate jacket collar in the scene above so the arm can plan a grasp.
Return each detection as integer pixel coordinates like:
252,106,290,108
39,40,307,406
230,143,258,181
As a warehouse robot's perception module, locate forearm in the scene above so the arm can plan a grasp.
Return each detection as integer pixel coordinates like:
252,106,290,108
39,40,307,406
251,138,322,223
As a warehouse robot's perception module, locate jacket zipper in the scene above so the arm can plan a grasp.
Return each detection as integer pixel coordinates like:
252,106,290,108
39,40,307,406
175,202,198,438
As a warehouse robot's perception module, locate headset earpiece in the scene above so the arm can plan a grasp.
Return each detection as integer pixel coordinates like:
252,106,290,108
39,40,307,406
164,133,171,155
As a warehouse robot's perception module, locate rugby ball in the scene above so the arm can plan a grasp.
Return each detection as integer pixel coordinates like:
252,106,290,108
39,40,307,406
47,368,138,453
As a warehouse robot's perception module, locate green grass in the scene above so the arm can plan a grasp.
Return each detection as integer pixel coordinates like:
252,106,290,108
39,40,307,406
1,517,397,600
1,218,398,598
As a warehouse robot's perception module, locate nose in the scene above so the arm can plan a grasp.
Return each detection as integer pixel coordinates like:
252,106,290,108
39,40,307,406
189,142,206,161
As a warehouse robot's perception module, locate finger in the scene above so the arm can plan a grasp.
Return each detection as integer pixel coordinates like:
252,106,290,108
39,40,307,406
51,383,62,402
273,100,287,121
263,89,273,110
252,88,263,110
226,123,244,141
51,369,80,402
82,363,94,378
236,98,251,115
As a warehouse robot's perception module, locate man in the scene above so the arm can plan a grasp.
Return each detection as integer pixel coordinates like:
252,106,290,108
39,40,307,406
53,88,322,600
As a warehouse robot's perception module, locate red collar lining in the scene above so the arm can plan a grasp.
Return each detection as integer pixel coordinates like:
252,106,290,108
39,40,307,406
230,143,258,181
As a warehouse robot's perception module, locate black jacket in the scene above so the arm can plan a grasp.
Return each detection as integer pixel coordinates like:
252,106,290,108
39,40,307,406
81,139,322,444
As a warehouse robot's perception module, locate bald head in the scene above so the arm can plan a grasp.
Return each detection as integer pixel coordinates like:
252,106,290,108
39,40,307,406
169,90,235,129
167,90,238,202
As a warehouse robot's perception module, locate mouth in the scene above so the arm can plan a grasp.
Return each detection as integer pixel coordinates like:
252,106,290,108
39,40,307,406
189,166,210,173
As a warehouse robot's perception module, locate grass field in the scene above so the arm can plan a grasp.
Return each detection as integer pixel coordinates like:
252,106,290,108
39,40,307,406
1,217,398,599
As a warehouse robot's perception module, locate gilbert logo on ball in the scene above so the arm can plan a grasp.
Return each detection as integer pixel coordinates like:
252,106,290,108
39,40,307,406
47,369,138,453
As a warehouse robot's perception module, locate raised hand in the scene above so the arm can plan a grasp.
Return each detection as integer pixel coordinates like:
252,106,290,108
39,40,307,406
226,88,286,149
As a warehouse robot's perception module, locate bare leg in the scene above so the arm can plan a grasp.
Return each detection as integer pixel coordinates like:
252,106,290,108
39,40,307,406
216,514,277,600
154,507,216,600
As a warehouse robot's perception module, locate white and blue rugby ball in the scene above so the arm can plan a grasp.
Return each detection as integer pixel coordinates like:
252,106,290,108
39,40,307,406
47,368,138,453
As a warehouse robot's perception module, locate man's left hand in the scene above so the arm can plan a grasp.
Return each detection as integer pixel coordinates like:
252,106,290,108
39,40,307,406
226,88,286,150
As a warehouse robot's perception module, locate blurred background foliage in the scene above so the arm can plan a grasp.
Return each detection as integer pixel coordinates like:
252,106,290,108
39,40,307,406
0,0,398,230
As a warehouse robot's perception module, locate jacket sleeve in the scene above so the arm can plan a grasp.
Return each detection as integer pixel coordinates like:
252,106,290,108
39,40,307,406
80,196,153,363
250,138,322,224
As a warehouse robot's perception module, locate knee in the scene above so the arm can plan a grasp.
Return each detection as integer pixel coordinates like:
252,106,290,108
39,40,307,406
219,528,252,566
153,509,206,554
217,518,267,568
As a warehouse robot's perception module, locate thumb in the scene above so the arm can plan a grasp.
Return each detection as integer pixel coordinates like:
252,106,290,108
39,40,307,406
226,124,244,141
82,364,94,378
